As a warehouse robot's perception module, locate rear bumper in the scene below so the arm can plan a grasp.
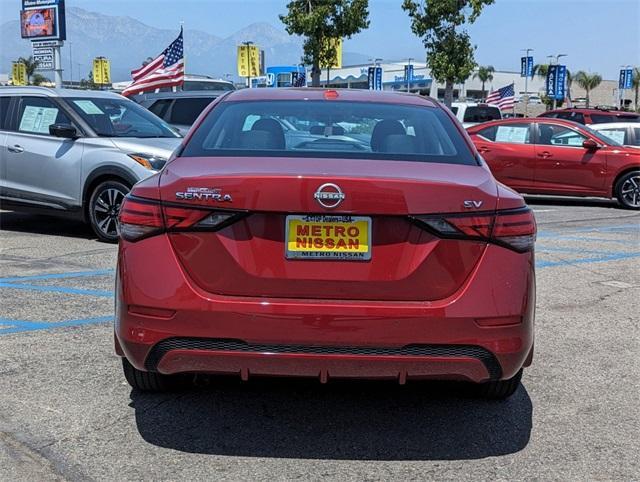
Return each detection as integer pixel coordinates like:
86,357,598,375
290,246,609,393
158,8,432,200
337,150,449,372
115,235,535,383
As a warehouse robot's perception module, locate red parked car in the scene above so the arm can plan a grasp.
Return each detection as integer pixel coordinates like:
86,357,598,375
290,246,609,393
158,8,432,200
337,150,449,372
467,118,640,209
115,89,536,399
539,108,640,125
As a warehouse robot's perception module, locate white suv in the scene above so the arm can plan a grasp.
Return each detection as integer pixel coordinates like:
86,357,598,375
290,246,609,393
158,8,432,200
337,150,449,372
0,87,182,241
450,102,502,128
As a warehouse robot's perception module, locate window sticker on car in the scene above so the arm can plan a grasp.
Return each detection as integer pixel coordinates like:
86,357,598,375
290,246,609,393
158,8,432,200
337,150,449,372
495,126,528,144
19,106,58,134
73,100,105,115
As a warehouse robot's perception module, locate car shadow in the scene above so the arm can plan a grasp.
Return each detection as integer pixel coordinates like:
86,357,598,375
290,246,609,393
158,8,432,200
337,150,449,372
0,211,95,239
130,377,532,460
523,195,619,209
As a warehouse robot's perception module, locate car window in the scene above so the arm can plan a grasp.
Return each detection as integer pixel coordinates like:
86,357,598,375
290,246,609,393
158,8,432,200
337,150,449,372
169,97,215,125
148,99,172,118
183,100,477,165
17,96,72,135
537,124,587,147
555,111,585,124
633,128,640,145
67,97,179,138
596,128,626,145
477,123,532,144
589,114,616,124
539,112,557,118
450,107,459,115
0,97,11,130
462,106,501,123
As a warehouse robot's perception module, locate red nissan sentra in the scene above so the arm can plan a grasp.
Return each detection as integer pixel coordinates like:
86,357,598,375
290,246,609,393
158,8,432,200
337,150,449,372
115,88,536,399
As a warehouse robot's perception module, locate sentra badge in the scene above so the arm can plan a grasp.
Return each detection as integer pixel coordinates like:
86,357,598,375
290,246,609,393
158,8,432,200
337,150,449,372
176,187,232,202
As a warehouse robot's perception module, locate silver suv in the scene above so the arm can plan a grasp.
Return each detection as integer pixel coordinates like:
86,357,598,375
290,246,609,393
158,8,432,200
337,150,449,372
0,87,182,242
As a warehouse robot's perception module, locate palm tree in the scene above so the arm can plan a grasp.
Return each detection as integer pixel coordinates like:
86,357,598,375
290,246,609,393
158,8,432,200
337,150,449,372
573,71,602,108
473,65,494,100
16,56,40,84
632,67,640,112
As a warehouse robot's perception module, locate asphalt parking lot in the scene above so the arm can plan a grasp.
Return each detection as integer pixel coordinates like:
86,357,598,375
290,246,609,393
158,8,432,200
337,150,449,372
0,197,638,481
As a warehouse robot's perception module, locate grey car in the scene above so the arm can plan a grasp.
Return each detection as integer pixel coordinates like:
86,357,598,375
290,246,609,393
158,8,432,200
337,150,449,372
134,90,226,135
0,86,182,242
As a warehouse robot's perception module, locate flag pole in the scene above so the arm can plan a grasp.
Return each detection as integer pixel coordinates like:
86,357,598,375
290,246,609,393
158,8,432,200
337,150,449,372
179,21,185,92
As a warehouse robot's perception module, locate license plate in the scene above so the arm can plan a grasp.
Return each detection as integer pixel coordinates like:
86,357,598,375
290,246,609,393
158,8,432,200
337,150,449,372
285,215,371,261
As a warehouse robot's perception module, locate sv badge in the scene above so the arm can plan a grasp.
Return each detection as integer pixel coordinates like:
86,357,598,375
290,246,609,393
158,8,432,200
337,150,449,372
463,200,484,209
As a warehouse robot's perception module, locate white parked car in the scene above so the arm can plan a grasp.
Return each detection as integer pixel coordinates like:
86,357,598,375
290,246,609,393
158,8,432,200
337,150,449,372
450,102,502,128
589,122,640,148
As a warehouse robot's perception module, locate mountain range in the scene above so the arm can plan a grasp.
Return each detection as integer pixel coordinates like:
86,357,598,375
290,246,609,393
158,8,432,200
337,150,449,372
0,7,370,82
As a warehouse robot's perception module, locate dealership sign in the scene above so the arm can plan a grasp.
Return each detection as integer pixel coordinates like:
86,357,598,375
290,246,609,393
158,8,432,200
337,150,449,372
546,65,567,101
32,45,54,70
20,0,66,41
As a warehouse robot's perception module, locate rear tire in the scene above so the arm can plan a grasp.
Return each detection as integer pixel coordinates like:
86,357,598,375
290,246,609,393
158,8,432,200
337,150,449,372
471,369,523,400
88,180,130,242
614,170,640,210
121,358,190,392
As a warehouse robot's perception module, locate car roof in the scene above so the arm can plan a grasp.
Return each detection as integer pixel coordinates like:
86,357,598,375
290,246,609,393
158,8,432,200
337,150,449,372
133,90,224,101
589,122,639,129
0,86,124,99
220,88,439,107
542,107,639,116
466,116,585,131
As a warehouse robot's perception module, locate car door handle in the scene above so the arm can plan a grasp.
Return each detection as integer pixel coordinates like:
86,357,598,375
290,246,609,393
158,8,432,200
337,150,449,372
8,145,24,153
477,146,491,153
537,151,552,158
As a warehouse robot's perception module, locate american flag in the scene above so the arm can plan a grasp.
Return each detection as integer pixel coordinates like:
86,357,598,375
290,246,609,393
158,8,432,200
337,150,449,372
486,83,515,110
121,28,184,97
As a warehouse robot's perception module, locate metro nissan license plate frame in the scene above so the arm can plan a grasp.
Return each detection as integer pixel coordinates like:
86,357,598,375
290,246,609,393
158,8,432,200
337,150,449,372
285,214,372,261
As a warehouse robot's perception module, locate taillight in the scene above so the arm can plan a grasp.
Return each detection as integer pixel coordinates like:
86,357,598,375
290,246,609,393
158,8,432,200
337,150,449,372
412,207,536,252
118,196,247,242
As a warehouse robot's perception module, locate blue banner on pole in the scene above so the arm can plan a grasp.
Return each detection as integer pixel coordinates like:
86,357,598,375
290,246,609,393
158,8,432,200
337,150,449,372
555,65,566,100
404,64,414,82
620,68,633,90
546,65,557,97
367,66,375,90
374,66,382,90
521,56,533,77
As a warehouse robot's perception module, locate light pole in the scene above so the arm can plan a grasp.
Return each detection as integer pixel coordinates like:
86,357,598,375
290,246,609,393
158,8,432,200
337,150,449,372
243,41,254,88
550,53,567,110
521,48,533,116
68,41,73,86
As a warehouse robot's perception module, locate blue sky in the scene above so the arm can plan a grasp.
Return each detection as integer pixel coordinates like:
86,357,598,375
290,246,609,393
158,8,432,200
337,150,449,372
2,0,639,80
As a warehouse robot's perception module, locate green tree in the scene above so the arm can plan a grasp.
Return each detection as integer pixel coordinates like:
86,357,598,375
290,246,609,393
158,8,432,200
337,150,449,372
31,73,50,86
473,65,494,100
573,71,602,108
16,56,40,84
280,0,370,87
402,0,494,107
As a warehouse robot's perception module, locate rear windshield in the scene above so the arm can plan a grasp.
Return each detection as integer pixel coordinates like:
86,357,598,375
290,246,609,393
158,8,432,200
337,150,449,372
169,97,216,125
182,100,476,165
463,106,501,123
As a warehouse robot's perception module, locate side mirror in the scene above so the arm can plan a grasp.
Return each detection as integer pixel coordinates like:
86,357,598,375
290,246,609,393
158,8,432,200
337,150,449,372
582,139,599,151
49,123,78,139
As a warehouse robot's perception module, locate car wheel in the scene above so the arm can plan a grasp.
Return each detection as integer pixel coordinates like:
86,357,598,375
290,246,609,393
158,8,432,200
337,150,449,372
122,358,190,392
471,369,523,400
89,180,129,242
615,171,640,210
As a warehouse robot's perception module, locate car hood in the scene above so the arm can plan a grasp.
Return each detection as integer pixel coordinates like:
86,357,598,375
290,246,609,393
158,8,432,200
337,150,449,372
110,137,182,158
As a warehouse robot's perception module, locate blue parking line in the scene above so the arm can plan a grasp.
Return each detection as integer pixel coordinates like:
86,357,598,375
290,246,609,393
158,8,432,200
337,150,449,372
0,269,114,284
0,316,113,335
0,282,114,298
537,251,640,268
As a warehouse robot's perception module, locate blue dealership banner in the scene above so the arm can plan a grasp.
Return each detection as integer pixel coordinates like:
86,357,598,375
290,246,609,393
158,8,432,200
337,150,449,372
521,56,533,77
546,65,557,97
404,64,414,82
620,68,633,90
555,65,567,100
368,66,382,90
